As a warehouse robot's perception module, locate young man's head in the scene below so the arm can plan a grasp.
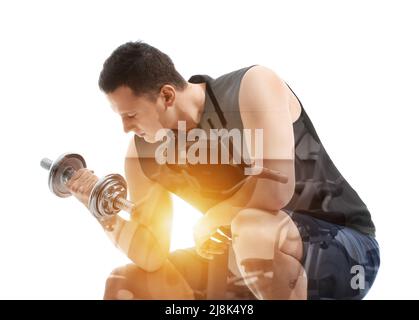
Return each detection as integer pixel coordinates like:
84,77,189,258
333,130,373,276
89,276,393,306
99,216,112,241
99,41,197,143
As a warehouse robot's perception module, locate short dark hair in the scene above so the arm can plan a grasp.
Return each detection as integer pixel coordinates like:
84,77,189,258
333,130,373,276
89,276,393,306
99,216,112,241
98,41,187,98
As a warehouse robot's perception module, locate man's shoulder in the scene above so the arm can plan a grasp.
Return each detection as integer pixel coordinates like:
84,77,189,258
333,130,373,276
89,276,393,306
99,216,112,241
239,65,289,107
214,65,259,83
240,65,284,87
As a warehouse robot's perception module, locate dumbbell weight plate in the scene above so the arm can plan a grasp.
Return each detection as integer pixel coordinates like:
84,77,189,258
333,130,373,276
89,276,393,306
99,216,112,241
48,153,86,198
88,174,127,221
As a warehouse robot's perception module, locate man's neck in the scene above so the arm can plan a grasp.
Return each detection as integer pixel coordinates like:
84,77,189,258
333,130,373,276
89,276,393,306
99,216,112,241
175,82,206,130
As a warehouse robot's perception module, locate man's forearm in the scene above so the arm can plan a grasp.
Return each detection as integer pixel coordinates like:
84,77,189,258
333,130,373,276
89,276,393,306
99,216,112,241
242,177,294,212
100,188,173,272
198,175,265,233
237,160,295,212
101,215,169,272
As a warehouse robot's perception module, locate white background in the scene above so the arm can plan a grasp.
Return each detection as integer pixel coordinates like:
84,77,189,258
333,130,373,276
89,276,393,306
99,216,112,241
0,0,417,299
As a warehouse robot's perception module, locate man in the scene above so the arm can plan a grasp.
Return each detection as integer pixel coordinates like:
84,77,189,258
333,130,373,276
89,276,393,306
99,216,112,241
67,41,380,300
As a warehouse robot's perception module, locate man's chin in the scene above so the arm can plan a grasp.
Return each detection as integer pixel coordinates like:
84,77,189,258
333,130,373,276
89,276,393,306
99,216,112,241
142,135,156,143
135,131,147,139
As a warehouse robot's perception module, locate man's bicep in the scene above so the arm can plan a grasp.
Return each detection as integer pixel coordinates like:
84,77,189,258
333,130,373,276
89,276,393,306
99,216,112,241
124,137,173,225
239,65,295,161
125,137,153,200
238,66,296,209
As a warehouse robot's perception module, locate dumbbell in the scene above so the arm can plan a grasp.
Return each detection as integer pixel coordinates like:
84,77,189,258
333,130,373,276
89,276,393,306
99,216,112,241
40,153,133,222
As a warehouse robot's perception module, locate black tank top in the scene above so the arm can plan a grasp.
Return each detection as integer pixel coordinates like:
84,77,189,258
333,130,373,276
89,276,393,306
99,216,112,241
135,66,376,237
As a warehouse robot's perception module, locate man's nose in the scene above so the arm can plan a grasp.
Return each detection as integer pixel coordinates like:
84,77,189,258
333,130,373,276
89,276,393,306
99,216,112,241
122,119,132,134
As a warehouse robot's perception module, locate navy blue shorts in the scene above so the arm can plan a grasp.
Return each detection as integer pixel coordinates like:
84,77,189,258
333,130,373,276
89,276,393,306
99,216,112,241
169,211,380,300
283,210,380,299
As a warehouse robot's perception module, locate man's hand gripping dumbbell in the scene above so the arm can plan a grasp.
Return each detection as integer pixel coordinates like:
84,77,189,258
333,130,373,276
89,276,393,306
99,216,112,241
40,153,133,230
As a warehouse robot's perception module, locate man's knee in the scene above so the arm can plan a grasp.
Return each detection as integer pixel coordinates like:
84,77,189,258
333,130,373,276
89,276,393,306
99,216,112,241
231,208,302,261
230,209,307,299
231,208,290,234
103,262,195,300
104,264,143,300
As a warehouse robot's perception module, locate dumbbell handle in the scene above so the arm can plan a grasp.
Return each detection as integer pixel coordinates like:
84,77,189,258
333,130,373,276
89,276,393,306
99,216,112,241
110,193,133,213
41,157,133,215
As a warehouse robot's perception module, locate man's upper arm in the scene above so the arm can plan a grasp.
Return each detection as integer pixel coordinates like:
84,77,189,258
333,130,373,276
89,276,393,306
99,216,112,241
125,137,158,203
237,66,296,210
124,137,173,235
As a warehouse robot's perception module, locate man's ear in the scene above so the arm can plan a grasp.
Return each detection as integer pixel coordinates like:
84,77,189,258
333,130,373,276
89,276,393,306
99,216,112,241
160,85,176,108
